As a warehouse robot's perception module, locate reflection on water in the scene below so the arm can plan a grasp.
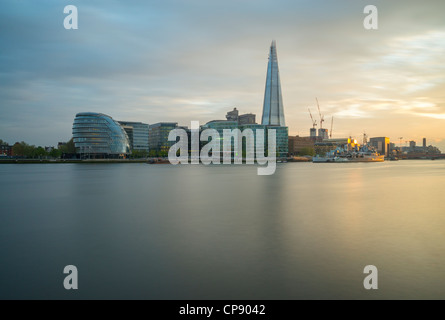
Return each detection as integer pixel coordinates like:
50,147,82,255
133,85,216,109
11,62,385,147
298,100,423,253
0,161,444,299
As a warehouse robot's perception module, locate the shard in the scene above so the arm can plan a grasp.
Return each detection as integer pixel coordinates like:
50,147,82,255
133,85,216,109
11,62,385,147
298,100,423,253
261,40,285,126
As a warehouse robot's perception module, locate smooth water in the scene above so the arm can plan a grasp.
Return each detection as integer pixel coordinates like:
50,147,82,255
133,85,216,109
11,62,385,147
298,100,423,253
0,161,444,299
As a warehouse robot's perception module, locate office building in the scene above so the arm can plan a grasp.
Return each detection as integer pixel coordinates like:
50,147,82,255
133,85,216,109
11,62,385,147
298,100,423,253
369,137,390,157
149,122,178,155
261,40,285,126
238,113,256,125
260,41,288,157
118,121,149,152
72,112,130,158
288,136,314,156
226,108,239,121
225,107,256,125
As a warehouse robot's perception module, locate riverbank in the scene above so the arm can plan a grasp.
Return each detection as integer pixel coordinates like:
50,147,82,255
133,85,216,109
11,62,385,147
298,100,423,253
0,159,149,164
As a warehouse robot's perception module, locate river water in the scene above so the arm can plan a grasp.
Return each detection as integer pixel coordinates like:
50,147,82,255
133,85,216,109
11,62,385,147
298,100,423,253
0,160,444,299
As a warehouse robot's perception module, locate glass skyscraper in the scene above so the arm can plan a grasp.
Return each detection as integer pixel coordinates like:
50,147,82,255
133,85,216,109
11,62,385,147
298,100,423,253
261,40,286,127
72,112,130,158
260,41,288,158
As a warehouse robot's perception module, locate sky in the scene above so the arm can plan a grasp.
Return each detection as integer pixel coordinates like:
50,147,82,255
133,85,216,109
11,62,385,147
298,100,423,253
1,0,444,150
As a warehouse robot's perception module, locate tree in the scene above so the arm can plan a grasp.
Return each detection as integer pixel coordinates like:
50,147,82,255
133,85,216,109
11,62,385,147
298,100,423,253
158,150,168,158
59,138,76,155
298,147,315,156
131,149,148,158
34,146,47,158
65,138,76,154
24,144,36,158
149,149,158,157
0,139,6,145
12,142,27,157
50,148,62,158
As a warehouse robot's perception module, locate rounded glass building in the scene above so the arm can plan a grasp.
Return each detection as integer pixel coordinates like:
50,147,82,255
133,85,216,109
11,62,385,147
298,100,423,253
72,112,130,158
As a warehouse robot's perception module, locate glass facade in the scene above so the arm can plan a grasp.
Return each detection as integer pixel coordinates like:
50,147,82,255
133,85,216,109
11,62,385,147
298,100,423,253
272,126,289,159
118,121,149,151
72,112,130,157
241,124,288,159
239,124,267,159
202,120,288,159
148,122,178,154
202,120,238,158
262,40,286,127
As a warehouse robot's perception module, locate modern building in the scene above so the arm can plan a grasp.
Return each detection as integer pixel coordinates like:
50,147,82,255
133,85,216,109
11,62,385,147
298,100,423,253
239,113,256,125
202,120,238,158
225,107,256,125
72,112,130,158
272,126,288,158
389,142,396,152
369,137,390,157
318,128,329,140
423,138,427,148
260,41,288,158
310,128,317,140
288,136,314,156
226,108,239,121
118,121,149,152
261,40,285,127
148,122,178,155
120,124,133,150
409,140,416,149
238,123,266,158
203,113,288,159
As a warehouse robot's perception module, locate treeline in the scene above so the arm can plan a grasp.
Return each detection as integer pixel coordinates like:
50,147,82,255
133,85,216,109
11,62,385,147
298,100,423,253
1,138,76,158
130,150,168,158
2,137,172,159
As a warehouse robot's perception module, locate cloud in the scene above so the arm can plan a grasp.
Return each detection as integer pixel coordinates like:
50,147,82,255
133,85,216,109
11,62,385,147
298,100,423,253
0,0,444,146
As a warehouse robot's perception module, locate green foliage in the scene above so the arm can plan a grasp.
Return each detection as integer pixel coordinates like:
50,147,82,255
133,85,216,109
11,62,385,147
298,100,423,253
0,139,6,145
59,138,76,154
158,150,168,158
12,141,49,158
49,148,62,158
34,146,47,157
12,141,28,157
149,149,158,157
7,138,76,159
298,147,315,156
130,149,148,158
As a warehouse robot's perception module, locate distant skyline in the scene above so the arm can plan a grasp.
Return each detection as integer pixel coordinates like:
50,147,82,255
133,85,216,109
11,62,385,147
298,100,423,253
1,0,444,150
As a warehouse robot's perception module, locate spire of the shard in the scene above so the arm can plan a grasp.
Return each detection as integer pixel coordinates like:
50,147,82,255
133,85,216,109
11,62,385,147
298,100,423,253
261,40,285,126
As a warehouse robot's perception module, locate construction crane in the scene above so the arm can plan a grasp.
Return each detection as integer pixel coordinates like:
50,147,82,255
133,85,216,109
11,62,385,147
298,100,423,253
316,97,324,129
363,132,368,145
329,116,334,138
398,137,403,148
308,108,317,128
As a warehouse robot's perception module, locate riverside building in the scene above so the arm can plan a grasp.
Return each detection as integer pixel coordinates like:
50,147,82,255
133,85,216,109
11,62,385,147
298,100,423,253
72,112,130,158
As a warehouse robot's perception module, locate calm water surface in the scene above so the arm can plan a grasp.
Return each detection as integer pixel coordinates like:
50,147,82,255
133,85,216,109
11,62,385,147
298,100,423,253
0,161,444,299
